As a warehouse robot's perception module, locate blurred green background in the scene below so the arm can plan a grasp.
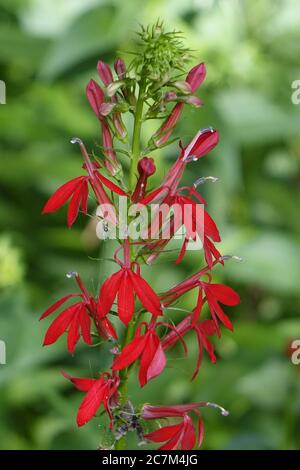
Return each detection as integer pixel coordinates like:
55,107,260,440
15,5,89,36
1,0,300,450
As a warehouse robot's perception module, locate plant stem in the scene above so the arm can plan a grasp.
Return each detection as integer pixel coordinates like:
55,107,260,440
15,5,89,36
115,79,146,450
129,80,146,189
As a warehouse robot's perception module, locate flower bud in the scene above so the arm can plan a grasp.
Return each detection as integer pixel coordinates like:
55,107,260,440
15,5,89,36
186,63,206,92
131,157,156,203
97,60,113,86
114,58,126,80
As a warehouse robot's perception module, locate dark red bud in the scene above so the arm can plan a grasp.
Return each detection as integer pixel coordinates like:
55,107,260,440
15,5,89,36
132,157,156,203
138,157,156,177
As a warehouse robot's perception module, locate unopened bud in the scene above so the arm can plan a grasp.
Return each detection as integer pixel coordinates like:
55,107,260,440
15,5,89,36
114,58,126,80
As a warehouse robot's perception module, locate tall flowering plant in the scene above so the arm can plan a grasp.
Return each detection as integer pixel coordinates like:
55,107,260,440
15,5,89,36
41,22,241,450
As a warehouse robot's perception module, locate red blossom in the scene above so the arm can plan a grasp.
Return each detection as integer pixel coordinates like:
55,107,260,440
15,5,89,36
40,273,117,353
144,414,197,450
162,314,217,379
63,370,120,428
97,244,162,325
42,138,126,226
112,320,183,387
112,322,165,387
162,277,240,336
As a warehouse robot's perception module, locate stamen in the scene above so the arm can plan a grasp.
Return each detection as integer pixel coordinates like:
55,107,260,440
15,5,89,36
70,137,82,145
66,271,78,279
206,402,229,417
193,176,219,187
220,255,243,262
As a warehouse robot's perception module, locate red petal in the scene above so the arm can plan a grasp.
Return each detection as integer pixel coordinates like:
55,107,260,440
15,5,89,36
67,182,85,227
181,415,196,450
97,270,123,317
192,330,203,380
207,284,240,306
112,335,147,370
95,172,127,196
159,429,183,450
197,416,205,448
79,306,92,345
117,271,135,325
207,294,233,331
128,270,162,317
80,180,89,214
176,238,188,265
203,211,221,242
62,370,97,391
191,288,203,326
200,319,217,336
203,236,221,268
145,423,182,442
201,333,217,364
42,177,85,214
67,311,81,353
77,380,105,427
43,304,79,346
139,334,155,387
145,337,166,385
40,294,80,320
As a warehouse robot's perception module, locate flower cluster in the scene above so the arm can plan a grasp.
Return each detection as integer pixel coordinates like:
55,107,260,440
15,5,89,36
41,22,240,450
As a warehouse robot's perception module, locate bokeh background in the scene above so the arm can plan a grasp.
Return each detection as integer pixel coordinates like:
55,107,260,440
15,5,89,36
1,0,300,450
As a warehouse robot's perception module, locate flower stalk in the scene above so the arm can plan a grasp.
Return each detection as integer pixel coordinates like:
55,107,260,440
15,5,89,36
40,21,240,451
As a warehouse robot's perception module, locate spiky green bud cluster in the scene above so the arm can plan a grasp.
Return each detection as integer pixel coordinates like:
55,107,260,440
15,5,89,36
132,21,192,83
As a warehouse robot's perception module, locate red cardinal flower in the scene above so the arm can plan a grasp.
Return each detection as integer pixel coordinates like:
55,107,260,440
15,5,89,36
144,414,198,450
142,128,219,207
139,129,220,267
42,138,126,226
162,275,240,336
154,63,206,147
199,282,240,334
162,314,217,379
63,370,119,428
112,320,183,387
144,185,220,268
40,272,117,353
97,244,162,325
142,401,228,450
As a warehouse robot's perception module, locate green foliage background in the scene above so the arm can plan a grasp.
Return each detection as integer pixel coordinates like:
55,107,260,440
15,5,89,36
0,0,300,450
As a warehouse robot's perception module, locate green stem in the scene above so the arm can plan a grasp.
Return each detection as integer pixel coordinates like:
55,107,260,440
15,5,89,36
129,80,146,189
115,79,146,450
